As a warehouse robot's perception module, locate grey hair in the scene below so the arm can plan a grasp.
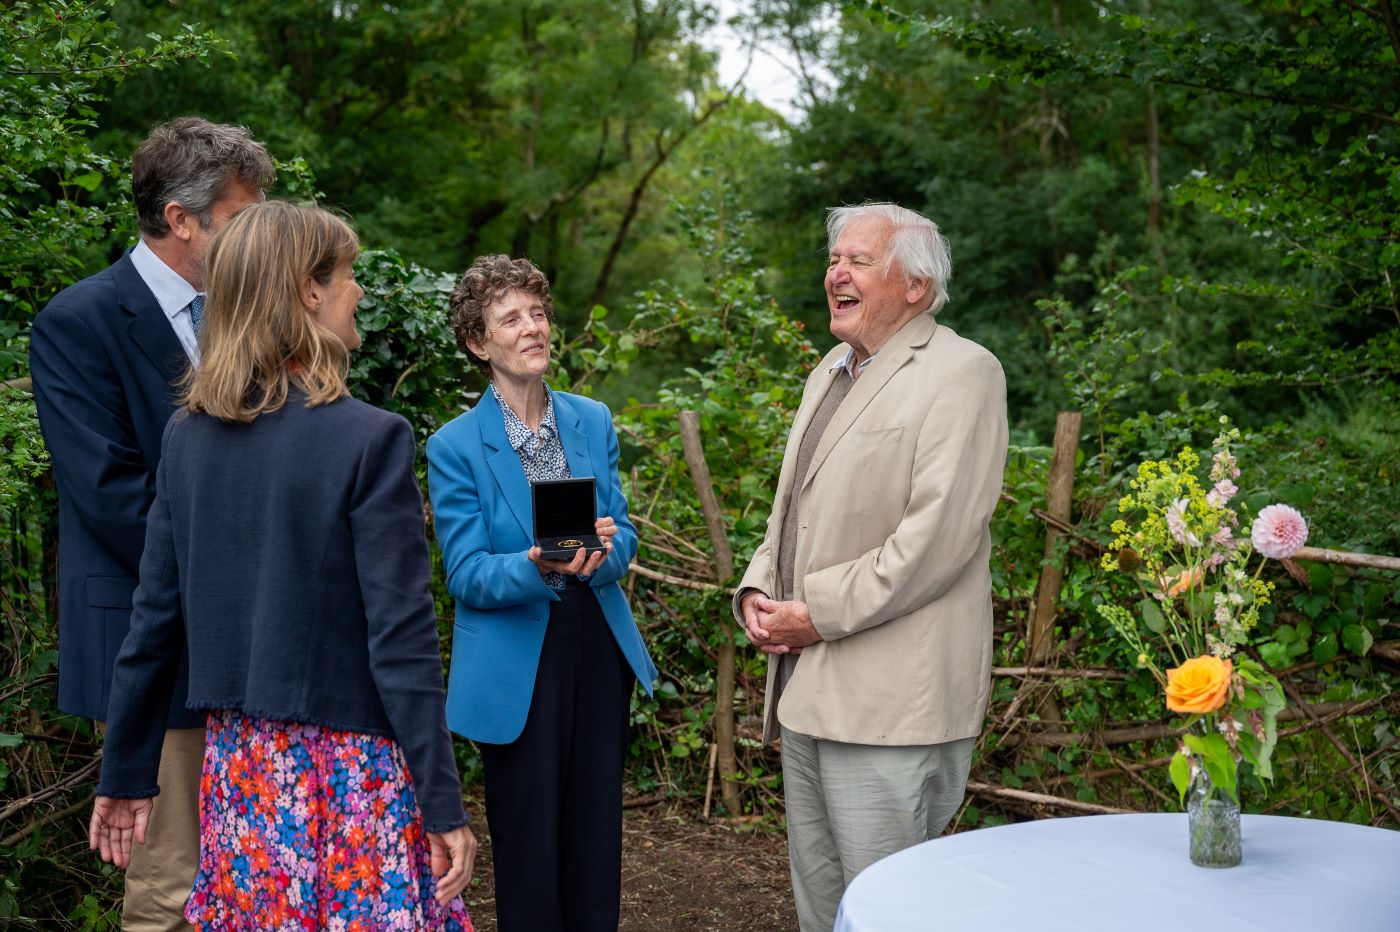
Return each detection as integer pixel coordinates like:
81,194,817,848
132,117,276,238
826,202,953,315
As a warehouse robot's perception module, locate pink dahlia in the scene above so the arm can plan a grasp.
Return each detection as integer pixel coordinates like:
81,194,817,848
1250,504,1308,559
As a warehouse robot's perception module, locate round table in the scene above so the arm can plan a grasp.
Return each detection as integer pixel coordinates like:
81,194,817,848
833,813,1400,932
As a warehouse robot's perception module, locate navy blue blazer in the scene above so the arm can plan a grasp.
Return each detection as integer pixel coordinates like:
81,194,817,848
96,395,468,832
427,389,657,745
28,251,202,727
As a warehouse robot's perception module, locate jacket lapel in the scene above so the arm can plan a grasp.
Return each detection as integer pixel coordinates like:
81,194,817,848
114,251,190,386
768,362,841,530
479,390,535,542
801,313,939,493
554,393,593,482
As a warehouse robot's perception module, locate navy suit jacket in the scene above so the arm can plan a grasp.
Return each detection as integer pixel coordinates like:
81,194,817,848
29,251,202,727
427,389,657,745
96,395,468,832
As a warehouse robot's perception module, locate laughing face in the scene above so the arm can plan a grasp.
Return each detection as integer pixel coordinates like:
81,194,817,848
825,216,931,362
467,289,552,386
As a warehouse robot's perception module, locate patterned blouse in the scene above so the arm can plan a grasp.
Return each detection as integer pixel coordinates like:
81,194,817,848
492,381,571,589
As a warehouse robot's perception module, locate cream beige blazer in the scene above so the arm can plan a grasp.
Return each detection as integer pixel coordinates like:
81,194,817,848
734,312,1008,746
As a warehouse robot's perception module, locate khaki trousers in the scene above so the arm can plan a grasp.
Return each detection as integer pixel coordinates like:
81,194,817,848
121,726,204,932
780,726,976,932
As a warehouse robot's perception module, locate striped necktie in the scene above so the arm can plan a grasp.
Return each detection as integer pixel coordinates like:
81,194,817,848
189,294,205,337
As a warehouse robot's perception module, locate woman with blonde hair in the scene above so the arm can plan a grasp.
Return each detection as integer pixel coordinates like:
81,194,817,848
89,201,476,928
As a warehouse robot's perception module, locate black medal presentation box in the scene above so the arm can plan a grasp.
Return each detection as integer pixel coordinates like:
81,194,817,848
531,477,606,561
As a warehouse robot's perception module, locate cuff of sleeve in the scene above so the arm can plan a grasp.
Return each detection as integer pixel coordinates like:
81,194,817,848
802,570,844,642
94,785,161,800
423,811,471,834
732,586,768,625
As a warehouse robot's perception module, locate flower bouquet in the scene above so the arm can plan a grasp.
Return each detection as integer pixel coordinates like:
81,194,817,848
1099,419,1305,865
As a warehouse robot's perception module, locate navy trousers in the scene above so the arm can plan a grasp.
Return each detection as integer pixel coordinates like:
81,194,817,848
479,579,633,932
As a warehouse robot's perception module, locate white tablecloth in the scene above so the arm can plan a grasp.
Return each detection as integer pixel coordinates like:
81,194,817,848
834,814,1400,932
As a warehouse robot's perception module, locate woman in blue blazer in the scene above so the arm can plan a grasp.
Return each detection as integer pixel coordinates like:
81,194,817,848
427,255,656,932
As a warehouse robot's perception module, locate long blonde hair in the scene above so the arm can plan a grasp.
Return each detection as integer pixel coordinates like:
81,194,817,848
183,201,358,422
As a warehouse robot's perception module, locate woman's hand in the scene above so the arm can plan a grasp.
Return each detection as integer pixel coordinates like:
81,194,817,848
428,825,479,906
528,516,617,578
89,796,153,868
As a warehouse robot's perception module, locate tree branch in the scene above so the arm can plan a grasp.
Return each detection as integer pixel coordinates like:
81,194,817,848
1376,0,1400,65
629,561,722,591
964,781,1132,815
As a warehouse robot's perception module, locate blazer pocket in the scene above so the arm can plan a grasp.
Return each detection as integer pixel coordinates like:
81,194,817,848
86,573,135,609
858,425,904,445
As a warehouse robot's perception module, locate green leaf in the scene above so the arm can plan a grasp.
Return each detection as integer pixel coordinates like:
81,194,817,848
1139,598,1166,634
0,733,22,748
1341,624,1373,657
1169,750,1192,806
1183,732,1238,801
70,171,102,191
1256,641,1288,668
1312,631,1338,663
1297,593,1329,617
1306,563,1334,590
590,305,608,320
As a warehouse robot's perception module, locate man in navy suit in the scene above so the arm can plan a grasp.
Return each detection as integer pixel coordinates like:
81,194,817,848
29,117,273,930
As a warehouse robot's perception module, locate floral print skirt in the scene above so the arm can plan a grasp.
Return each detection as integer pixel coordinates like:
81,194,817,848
185,709,473,931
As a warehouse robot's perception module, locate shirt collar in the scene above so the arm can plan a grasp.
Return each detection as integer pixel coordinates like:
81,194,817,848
129,238,200,321
829,346,877,378
492,382,558,452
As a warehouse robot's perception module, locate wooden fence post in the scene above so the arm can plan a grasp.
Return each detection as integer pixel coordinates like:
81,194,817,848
678,410,742,818
1023,411,1082,723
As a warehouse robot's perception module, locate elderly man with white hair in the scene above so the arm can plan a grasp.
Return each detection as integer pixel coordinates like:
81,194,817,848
734,202,1009,931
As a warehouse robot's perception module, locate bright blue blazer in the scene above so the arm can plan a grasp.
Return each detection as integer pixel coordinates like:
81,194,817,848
426,388,657,745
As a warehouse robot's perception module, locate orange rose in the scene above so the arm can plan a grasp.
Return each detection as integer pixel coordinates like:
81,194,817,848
1165,655,1232,713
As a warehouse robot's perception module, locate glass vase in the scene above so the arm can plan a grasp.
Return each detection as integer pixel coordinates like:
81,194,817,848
1187,769,1242,868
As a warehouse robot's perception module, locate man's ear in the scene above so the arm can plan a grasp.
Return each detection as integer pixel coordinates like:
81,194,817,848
163,201,196,243
905,276,932,307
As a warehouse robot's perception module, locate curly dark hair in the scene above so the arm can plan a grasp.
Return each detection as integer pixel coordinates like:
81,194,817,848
449,255,556,375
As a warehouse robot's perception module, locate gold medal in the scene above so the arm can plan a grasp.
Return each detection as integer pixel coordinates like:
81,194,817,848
558,538,584,548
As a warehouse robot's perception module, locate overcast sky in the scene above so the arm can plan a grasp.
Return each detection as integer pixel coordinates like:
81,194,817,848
704,0,833,123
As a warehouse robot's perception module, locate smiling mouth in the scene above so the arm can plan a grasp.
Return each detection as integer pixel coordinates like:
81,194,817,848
833,294,860,311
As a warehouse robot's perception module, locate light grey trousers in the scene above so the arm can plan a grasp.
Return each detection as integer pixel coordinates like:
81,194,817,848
780,726,977,932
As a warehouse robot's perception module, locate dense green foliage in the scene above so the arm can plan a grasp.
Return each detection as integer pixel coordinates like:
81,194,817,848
91,0,781,314
1,0,1397,924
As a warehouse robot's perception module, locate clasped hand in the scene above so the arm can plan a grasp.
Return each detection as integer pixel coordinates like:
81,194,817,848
740,591,822,654
528,516,616,578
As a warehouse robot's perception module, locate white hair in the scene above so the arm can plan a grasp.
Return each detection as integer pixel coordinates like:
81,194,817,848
826,202,953,314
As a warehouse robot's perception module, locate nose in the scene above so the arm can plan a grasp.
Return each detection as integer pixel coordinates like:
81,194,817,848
827,264,850,286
